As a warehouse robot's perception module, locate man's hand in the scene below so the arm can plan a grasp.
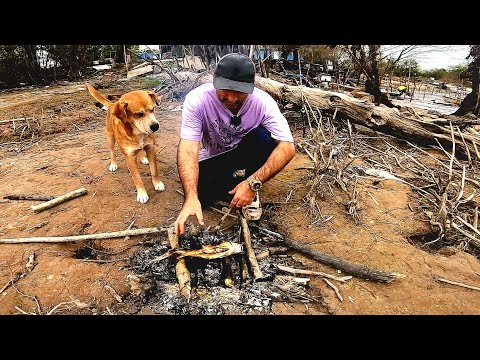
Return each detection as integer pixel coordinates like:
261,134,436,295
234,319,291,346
175,197,204,236
228,180,255,208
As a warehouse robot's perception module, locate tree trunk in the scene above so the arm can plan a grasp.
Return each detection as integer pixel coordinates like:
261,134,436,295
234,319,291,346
254,76,480,159
455,46,480,116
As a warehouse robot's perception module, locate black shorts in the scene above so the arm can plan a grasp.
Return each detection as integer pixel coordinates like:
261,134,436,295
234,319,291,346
198,126,276,206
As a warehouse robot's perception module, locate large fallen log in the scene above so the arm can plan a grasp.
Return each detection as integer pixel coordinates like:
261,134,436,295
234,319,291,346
254,76,480,159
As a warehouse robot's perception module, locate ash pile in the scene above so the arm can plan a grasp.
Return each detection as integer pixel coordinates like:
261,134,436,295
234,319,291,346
127,216,320,315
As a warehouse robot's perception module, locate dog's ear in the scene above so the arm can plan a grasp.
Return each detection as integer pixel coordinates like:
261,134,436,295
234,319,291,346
113,101,128,122
148,91,160,106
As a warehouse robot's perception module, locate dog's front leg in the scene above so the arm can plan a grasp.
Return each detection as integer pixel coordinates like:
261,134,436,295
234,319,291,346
107,130,118,172
125,154,149,203
145,145,165,192
139,150,149,165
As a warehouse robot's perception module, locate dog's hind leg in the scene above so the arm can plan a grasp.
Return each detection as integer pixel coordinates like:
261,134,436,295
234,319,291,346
106,130,118,172
145,145,165,192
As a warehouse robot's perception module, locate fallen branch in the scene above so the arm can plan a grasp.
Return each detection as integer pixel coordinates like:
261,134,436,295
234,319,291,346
275,264,352,283
4,194,54,201
251,225,402,283
239,212,264,281
281,235,403,283
0,227,166,244
168,226,192,301
30,187,87,213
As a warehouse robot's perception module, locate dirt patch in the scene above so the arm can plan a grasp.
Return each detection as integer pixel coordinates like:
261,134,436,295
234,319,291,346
1,78,480,315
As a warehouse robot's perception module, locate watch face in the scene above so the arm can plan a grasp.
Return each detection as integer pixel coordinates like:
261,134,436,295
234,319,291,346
252,181,262,191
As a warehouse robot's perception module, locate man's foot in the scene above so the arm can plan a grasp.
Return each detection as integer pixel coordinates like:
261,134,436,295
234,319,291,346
242,191,262,221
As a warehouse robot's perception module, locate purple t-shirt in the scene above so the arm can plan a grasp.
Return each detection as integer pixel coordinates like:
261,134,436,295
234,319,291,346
181,83,294,161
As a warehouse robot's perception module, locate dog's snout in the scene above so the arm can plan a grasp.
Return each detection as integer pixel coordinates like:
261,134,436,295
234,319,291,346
150,123,159,132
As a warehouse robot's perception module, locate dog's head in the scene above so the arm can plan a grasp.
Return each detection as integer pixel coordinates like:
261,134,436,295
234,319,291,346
113,91,160,135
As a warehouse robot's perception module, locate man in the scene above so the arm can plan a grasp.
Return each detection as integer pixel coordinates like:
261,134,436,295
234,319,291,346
174,53,296,235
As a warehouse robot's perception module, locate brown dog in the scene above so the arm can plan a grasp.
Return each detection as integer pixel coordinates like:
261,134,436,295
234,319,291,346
86,83,165,203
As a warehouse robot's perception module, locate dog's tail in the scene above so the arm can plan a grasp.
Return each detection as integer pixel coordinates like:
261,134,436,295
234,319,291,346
86,83,112,109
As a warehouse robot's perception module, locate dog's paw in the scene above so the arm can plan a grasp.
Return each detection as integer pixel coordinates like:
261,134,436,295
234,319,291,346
137,192,149,203
140,158,149,165
109,163,118,172
154,181,165,192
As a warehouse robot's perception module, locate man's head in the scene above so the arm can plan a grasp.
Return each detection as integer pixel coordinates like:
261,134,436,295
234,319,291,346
213,53,255,94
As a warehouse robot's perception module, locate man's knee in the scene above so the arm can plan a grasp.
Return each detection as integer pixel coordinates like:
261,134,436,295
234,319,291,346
241,126,276,154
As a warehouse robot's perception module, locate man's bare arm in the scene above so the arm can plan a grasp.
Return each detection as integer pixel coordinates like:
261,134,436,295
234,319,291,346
254,141,296,183
175,139,204,235
177,139,200,199
228,141,296,208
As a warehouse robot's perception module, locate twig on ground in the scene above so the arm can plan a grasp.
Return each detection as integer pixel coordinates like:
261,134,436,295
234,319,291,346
324,278,344,301
435,277,480,291
104,285,123,303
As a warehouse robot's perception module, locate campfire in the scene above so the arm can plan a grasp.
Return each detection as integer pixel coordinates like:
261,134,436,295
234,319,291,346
127,210,325,315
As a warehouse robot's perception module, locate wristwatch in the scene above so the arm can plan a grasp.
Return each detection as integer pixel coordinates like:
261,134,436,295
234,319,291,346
247,175,262,192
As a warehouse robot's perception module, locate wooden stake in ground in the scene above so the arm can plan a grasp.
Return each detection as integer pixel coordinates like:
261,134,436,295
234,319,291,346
168,226,192,301
30,187,88,213
239,212,264,281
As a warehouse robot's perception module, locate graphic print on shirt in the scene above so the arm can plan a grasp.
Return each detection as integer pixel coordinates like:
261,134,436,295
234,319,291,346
202,117,243,152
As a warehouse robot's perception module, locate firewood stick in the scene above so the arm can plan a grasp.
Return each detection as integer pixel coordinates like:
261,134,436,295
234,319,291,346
256,247,290,261
168,226,191,301
0,227,166,244
30,187,87,213
240,255,250,284
239,212,264,281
